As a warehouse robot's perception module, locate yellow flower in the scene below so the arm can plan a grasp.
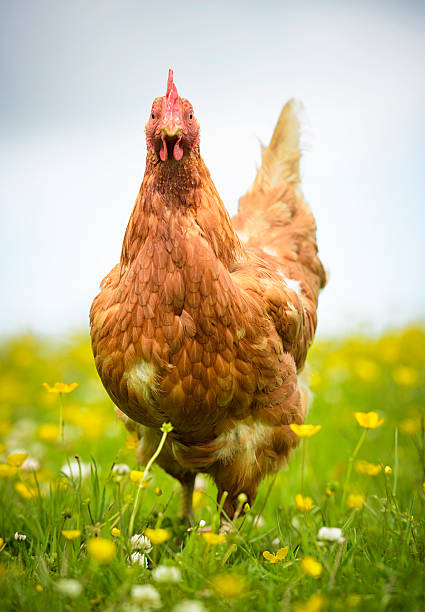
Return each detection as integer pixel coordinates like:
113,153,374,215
192,490,204,508
384,465,392,475
15,482,44,499
201,532,226,545
129,469,144,483
295,594,326,612
263,547,289,564
392,366,420,387
87,538,116,563
35,585,43,593
0,538,5,553
353,412,384,429
62,530,81,540
144,528,170,544
42,382,78,394
211,573,246,598
355,460,382,476
0,464,17,478
36,423,60,443
346,493,365,509
6,452,28,468
289,424,322,438
130,470,150,487
111,527,121,537
295,494,315,512
300,556,323,578
125,432,139,449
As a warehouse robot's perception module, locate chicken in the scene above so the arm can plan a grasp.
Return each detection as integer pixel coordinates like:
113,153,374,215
90,69,326,527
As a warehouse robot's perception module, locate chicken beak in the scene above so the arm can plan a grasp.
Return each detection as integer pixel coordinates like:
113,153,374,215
159,115,184,162
161,120,182,138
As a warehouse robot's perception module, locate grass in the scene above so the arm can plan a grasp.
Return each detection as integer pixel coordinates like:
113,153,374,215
0,326,424,611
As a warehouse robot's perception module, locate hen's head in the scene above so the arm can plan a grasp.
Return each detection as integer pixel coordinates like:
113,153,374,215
145,69,200,162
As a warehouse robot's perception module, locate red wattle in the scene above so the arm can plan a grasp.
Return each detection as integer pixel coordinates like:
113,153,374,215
173,137,183,161
160,137,168,162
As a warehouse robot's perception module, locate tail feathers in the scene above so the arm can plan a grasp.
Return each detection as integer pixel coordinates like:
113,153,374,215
232,99,314,252
255,99,303,192
233,99,305,235
232,98,326,301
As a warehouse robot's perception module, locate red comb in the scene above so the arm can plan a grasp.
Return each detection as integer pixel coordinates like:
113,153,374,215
165,68,179,111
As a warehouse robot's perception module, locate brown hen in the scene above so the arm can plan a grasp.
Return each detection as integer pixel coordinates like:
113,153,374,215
90,70,326,527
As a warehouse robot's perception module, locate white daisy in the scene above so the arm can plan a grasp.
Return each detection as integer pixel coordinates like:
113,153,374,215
130,534,152,553
152,565,182,583
61,459,91,480
317,527,345,543
131,584,161,608
112,463,130,475
21,457,40,472
55,578,83,598
129,551,148,567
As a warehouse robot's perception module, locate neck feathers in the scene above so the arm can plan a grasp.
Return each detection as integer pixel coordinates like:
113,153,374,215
120,151,245,269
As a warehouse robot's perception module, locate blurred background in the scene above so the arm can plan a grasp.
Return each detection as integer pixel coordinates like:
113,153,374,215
1,0,424,339
0,4,424,570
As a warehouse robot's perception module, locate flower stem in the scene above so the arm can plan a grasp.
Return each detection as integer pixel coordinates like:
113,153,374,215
328,539,345,589
248,473,277,536
128,422,173,537
216,490,228,530
393,427,399,497
301,439,306,494
340,429,367,513
58,393,64,444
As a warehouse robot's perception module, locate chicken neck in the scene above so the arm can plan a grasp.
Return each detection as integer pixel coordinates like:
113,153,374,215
120,150,246,270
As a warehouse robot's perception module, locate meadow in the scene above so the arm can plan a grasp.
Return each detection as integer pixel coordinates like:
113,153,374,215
0,326,424,611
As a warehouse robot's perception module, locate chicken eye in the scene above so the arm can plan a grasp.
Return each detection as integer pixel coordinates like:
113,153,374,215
189,113,193,120
151,113,155,120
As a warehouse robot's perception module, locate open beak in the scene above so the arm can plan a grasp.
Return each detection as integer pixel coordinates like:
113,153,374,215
158,114,184,162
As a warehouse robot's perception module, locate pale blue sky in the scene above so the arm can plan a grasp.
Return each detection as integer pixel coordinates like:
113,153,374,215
1,0,424,337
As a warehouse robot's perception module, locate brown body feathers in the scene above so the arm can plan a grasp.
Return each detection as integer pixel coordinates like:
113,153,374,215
90,76,326,522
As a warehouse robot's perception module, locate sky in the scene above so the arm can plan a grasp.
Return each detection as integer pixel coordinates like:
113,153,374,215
1,0,424,339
